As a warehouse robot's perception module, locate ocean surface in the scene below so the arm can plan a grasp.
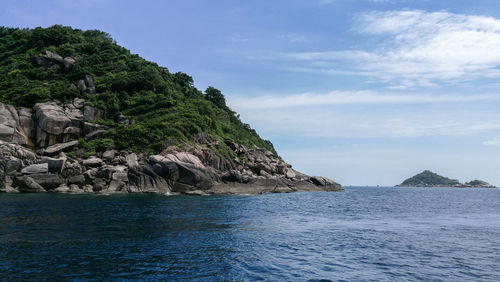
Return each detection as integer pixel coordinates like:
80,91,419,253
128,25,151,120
0,187,499,281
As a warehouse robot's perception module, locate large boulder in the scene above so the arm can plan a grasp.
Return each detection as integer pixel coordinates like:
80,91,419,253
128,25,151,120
82,157,103,168
13,176,46,193
127,165,170,193
310,176,342,191
21,163,49,174
0,102,29,146
39,156,66,173
34,101,71,147
149,156,215,192
1,100,105,150
43,140,78,155
0,140,37,163
126,153,169,193
17,107,34,147
83,105,104,121
5,157,22,175
29,173,65,190
36,51,75,72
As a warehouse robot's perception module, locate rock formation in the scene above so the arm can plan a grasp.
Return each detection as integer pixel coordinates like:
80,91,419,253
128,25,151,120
0,100,342,195
1,99,105,149
1,46,342,195
36,50,76,72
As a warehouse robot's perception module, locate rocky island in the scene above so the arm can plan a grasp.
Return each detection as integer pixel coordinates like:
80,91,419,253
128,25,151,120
0,25,341,195
397,170,496,188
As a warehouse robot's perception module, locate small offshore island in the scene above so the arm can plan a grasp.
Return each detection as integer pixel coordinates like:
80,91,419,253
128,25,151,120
0,26,341,195
397,170,496,188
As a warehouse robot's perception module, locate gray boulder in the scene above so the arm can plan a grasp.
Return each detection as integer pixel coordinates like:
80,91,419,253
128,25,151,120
0,140,37,162
102,150,115,161
43,140,78,155
34,101,71,147
29,173,65,190
310,176,342,191
84,129,106,141
83,105,104,121
36,51,75,72
63,57,76,71
68,174,85,185
82,157,103,167
5,157,22,175
127,158,169,193
21,163,49,174
13,176,46,193
149,156,214,192
17,107,34,145
0,102,29,146
39,157,66,173
84,75,96,94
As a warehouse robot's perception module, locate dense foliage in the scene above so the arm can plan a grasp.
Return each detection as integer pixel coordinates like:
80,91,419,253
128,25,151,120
400,170,460,186
0,25,277,155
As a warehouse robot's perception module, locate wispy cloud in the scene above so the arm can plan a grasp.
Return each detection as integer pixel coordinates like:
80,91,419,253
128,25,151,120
283,10,500,88
230,103,500,139
483,135,500,146
231,91,500,109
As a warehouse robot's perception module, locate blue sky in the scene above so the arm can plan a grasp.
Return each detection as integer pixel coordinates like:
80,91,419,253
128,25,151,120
2,0,500,185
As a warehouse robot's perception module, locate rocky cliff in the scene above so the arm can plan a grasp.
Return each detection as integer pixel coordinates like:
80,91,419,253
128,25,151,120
0,99,342,195
0,26,342,195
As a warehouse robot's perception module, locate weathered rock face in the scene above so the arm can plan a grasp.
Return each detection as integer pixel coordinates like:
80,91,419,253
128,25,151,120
0,103,33,147
13,176,46,193
1,139,342,195
0,99,105,149
33,100,104,148
21,163,49,174
36,51,76,72
1,101,342,195
0,140,37,163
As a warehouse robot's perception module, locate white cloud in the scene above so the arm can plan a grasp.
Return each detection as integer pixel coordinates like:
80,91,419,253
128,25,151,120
483,135,500,146
230,103,500,139
231,91,500,109
285,10,500,88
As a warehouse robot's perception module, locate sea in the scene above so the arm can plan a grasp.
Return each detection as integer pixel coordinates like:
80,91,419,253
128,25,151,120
0,186,499,281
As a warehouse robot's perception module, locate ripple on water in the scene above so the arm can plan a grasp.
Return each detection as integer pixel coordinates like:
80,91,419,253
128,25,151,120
0,188,499,280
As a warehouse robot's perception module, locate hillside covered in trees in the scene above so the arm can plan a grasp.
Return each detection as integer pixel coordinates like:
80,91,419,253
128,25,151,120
0,25,276,155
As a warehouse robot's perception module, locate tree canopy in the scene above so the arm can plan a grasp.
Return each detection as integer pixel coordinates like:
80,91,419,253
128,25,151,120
0,25,277,155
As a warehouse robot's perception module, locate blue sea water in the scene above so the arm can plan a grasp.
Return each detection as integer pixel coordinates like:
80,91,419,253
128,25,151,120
0,187,499,281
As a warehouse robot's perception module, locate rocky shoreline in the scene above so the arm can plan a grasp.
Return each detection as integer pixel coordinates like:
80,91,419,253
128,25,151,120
0,100,341,195
0,139,341,195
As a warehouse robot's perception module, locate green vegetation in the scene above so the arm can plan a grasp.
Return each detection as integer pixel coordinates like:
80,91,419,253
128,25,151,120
466,180,483,186
399,170,460,187
0,25,277,155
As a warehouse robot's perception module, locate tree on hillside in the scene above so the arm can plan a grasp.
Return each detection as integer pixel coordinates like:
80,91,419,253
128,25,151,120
205,86,226,109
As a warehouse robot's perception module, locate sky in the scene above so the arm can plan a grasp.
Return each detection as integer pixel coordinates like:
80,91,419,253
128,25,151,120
2,0,500,186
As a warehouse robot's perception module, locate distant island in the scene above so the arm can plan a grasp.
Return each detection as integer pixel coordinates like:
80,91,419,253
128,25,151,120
396,170,496,188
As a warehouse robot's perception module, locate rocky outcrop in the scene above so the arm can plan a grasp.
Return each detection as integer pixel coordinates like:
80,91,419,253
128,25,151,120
0,103,33,147
76,75,96,94
0,100,105,149
0,101,342,195
35,51,76,72
0,136,342,195
34,100,104,148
